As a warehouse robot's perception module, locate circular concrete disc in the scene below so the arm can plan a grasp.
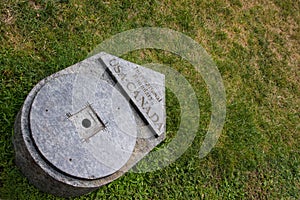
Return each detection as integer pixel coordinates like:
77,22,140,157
29,73,137,179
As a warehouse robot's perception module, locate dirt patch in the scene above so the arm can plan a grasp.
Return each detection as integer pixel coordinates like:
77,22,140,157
29,0,42,10
1,9,15,25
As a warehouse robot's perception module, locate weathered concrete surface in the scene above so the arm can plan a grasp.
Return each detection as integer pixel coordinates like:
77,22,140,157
13,52,165,197
99,53,165,136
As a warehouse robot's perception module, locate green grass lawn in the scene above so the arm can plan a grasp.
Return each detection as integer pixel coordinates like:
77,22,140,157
0,0,299,199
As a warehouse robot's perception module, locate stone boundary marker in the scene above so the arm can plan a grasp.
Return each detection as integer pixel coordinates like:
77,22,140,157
13,52,166,197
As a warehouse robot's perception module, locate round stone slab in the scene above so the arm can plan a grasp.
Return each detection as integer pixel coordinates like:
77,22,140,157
29,73,137,180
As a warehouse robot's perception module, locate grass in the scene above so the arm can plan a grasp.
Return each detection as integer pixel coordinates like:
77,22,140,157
0,0,299,199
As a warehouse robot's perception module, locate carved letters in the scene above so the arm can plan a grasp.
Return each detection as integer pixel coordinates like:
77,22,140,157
107,58,164,135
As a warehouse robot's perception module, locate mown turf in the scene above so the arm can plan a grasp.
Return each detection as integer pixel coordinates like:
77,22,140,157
0,0,299,199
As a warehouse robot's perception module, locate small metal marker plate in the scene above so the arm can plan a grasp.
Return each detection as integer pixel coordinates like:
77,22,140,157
68,104,105,142
99,53,165,136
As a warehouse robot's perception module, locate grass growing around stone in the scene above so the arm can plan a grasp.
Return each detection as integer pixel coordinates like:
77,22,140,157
0,0,299,199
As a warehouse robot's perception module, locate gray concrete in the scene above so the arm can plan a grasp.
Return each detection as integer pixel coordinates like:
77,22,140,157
99,53,165,136
13,52,165,197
